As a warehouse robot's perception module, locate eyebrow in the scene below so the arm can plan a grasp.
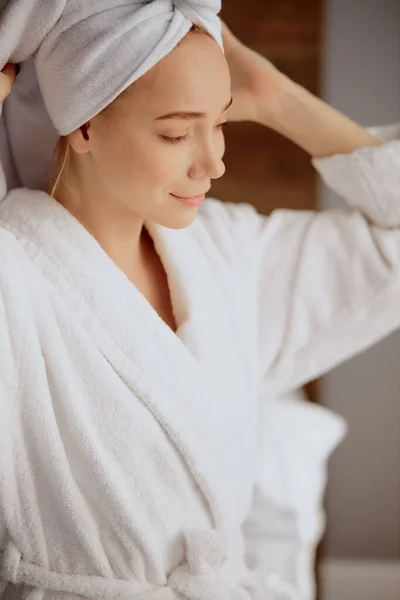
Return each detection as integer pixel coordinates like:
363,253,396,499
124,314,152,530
156,97,233,121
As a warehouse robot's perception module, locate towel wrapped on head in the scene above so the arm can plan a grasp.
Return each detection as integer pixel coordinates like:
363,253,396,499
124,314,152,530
0,0,223,196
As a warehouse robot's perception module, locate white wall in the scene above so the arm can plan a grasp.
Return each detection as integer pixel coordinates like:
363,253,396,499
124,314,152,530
320,0,400,558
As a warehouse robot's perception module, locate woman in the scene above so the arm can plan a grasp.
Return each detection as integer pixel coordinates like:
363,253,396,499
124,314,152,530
0,3,399,599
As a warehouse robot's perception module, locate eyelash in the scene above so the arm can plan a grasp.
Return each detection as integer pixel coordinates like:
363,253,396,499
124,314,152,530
160,123,228,144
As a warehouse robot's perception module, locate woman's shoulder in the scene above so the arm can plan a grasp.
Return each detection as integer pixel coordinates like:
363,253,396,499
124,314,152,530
0,218,33,305
193,197,264,262
198,197,260,227
0,221,34,399
0,219,27,267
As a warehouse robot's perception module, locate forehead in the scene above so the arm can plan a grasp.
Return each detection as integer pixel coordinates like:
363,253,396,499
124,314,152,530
122,33,231,116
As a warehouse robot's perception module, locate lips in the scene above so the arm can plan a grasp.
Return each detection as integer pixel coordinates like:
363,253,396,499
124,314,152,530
171,192,208,200
170,193,206,207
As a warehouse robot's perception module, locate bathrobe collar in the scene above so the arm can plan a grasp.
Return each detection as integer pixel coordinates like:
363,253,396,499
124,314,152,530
0,189,245,532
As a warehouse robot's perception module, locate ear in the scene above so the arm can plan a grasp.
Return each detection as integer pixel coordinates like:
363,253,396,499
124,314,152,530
69,122,91,154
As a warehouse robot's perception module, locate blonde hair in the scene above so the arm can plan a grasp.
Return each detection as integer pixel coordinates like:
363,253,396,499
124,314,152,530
49,24,210,199
49,136,71,198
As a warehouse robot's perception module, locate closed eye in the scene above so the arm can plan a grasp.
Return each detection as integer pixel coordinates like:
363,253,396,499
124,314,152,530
160,122,228,145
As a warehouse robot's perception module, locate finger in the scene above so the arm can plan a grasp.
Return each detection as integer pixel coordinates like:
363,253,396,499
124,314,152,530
221,21,242,53
1,63,17,84
221,21,236,43
0,63,17,102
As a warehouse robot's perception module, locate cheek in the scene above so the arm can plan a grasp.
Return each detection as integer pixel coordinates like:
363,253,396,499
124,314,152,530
143,140,192,189
103,134,189,190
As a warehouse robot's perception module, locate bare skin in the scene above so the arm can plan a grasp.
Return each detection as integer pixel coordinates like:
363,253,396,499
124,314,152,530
0,25,382,331
0,63,16,101
222,22,381,156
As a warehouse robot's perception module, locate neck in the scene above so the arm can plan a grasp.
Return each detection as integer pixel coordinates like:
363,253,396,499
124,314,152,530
55,175,146,282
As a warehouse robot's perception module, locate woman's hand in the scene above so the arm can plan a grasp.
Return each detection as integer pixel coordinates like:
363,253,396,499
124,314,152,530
0,64,17,103
222,22,287,125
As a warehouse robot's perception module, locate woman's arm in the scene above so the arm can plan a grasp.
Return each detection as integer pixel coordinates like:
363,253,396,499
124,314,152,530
257,77,382,158
222,23,382,157
220,23,400,397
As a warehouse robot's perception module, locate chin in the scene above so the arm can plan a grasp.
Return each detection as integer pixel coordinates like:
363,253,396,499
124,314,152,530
154,207,199,230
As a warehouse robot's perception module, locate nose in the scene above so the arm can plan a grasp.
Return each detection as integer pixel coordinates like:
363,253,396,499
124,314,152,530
189,142,226,181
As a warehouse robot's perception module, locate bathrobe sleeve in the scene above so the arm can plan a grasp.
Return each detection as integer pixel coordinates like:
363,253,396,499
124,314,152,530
242,389,346,600
239,123,399,598
251,122,400,396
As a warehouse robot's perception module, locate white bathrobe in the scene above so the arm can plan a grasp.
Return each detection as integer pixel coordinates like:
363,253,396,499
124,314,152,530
0,123,399,600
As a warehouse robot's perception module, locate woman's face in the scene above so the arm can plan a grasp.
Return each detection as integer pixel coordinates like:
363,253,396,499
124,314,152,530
75,31,232,230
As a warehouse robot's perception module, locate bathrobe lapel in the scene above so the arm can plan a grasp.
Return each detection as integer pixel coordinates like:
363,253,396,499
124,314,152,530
1,190,248,532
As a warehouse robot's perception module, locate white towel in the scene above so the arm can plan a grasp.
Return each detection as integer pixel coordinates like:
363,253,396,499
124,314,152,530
0,0,223,195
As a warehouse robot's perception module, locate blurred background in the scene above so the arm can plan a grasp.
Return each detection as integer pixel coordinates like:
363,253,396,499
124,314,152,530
213,1,400,599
